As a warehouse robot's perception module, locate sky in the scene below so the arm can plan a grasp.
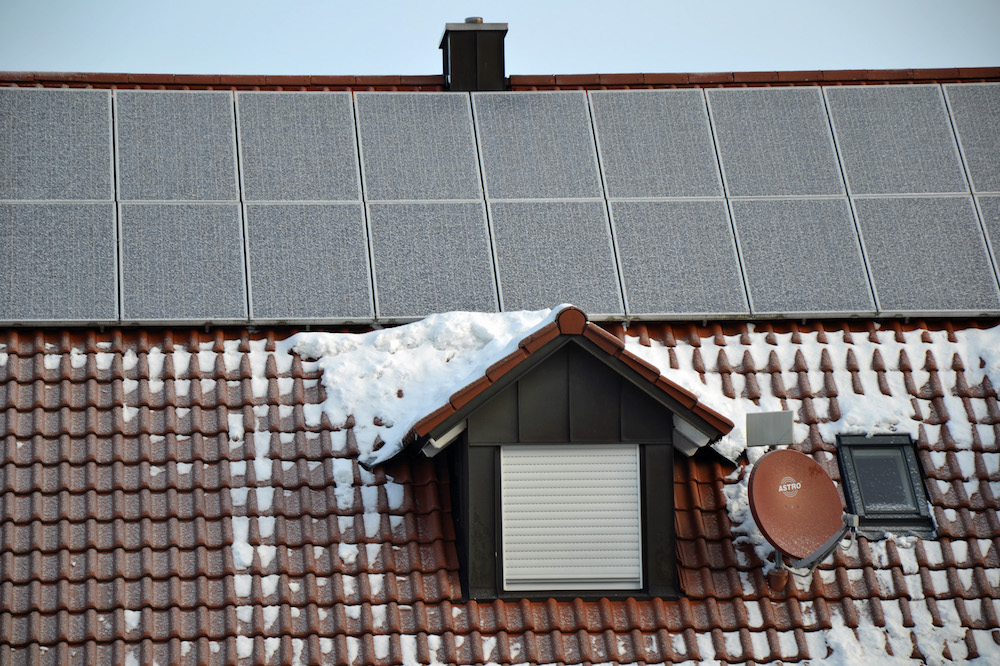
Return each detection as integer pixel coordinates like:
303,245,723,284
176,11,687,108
1,0,998,76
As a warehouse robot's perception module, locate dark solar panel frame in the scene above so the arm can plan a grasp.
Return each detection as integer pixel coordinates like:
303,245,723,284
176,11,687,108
0,88,114,201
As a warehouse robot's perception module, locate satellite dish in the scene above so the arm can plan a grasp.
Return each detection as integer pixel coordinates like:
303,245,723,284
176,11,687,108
748,449,857,571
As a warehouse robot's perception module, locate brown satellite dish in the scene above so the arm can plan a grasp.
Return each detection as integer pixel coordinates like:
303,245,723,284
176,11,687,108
749,449,850,563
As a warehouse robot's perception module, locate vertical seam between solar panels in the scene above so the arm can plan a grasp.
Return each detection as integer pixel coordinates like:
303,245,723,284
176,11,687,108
352,92,380,321
232,92,255,322
822,86,881,315
942,85,1000,295
469,92,505,312
107,90,122,323
587,91,630,322
111,90,126,323
703,89,753,317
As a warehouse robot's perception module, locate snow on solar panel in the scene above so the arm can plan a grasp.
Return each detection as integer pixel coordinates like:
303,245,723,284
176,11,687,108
610,200,747,316
368,202,498,319
853,196,1000,314
473,92,602,200
590,90,723,198
944,83,1000,194
730,198,875,316
489,200,623,316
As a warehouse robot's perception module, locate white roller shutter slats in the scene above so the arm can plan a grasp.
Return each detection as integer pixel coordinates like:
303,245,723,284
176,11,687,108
500,444,642,591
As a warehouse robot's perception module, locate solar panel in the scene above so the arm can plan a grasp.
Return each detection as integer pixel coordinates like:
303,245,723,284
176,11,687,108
825,85,967,195
706,87,844,197
236,92,360,201
976,195,1000,268
368,202,498,319
473,92,602,199
590,90,723,198
730,198,875,316
115,91,239,201
356,93,482,201
944,83,1000,193
119,204,248,322
610,200,747,316
0,88,113,200
489,201,623,315
853,196,1000,314
245,204,373,322
0,203,117,323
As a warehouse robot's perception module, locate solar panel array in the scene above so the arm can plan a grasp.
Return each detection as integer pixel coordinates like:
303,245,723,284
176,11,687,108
2,83,998,325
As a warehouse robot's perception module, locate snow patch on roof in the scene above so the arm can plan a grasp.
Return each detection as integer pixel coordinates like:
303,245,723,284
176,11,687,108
284,307,557,467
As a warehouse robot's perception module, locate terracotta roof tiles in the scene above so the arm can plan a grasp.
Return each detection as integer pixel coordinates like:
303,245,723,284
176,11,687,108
1,316,999,662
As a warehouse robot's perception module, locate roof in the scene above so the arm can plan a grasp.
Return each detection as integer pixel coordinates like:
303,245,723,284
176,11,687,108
2,313,999,664
2,63,1000,664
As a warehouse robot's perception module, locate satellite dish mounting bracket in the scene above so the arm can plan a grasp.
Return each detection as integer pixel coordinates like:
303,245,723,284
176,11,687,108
774,513,859,576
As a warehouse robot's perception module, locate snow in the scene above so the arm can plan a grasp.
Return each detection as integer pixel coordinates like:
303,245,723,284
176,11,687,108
123,609,141,632
283,307,557,466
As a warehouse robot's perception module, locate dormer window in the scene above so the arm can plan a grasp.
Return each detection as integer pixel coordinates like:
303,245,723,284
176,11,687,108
400,308,731,600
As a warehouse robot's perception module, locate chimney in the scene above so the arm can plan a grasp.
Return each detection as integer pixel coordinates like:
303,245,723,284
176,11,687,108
440,17,508,91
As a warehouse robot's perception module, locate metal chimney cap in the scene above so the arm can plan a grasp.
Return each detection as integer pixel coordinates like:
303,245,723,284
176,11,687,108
440,20,508,45
465,16,483,23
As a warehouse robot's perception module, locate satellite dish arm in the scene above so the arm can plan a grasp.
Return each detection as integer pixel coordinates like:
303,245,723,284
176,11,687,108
783,514,859,573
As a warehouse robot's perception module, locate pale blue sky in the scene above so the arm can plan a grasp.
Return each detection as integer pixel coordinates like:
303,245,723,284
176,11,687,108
2,0,998,76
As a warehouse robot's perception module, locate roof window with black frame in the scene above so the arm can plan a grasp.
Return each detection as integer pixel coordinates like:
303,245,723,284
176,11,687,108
835,434,933,537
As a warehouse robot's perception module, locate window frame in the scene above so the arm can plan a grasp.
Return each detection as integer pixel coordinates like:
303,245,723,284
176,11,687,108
836,433,933,537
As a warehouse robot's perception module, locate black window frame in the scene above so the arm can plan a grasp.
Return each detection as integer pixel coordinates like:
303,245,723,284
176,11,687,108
836,433,933,537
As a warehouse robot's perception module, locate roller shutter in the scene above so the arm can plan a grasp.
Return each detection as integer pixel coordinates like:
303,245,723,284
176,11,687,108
500,444,642,591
